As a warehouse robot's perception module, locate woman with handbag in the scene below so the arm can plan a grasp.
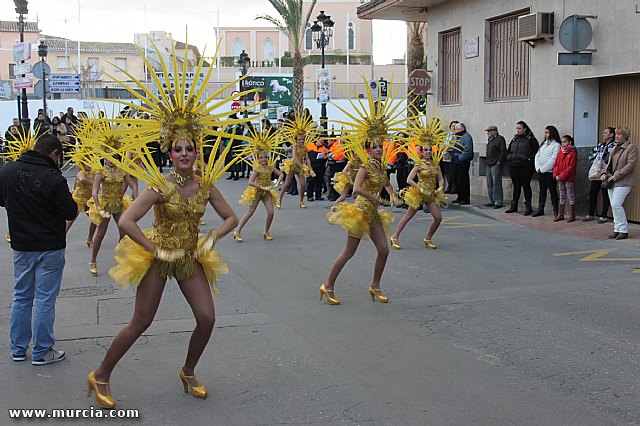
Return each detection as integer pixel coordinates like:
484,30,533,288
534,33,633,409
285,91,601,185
600,126,637,240
584,127,615,222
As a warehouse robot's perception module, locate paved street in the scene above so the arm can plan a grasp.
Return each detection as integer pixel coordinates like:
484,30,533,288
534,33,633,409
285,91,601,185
1,173,639,425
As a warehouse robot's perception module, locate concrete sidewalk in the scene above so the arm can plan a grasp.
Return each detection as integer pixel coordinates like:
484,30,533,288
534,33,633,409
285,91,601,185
449,197,639,242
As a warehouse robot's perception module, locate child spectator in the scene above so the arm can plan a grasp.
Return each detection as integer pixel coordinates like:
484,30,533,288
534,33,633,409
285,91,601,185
553,135,577,222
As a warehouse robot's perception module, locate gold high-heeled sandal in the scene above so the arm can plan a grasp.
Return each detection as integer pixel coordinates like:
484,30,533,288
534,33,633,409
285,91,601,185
319,283,340,305
423,238,437,249
86,239,93,248
179,368,207,399
5,233,10,243
276,200,282,209
369,286,389,303
233,231,243,243
89,262,98,275
263,232,273,241
299,202,306,209
390,236,401,250
87,371,116,409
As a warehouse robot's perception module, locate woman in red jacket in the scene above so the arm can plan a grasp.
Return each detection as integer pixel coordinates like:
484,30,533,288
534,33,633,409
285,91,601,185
553,135,577,222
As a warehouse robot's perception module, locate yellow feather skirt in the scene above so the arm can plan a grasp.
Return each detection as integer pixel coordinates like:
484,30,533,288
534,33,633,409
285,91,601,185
332,173,351,194
72,194,89,213
326,202,394,240
282,159,311,177
87,195,131,225
400,186,441,210
239,186,278,205
108,230,228,294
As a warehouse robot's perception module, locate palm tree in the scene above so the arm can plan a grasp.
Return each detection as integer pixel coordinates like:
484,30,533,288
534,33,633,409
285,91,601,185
407,22,426,117
257,0,317,113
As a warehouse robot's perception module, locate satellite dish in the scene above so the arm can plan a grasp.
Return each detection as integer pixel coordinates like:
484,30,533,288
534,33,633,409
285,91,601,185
559,15,593,52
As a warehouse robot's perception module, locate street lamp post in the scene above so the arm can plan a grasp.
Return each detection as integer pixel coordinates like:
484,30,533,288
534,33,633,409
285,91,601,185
37,40,48,117
14,0,29,131
311,10,334,133
238,50,250,119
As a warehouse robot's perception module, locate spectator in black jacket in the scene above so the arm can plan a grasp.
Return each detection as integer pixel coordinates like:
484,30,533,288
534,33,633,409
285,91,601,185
0,134,77,365
505,121,539,215
451,122,474,205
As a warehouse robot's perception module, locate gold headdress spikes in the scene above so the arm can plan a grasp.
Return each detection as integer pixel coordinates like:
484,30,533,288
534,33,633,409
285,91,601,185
1,129,38,162
403,111,460,164
280,113,319,145
237,125,285,170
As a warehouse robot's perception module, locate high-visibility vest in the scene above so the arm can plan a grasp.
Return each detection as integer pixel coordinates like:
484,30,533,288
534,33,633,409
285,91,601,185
384,140,397,163
329,140,345,161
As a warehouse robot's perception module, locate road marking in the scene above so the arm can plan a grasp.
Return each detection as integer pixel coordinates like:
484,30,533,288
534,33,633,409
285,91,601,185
553,248,640,262
416,215,493,229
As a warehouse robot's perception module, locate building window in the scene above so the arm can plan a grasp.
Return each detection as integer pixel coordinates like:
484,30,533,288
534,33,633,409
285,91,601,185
232,39,244,58
262,39,275,62
305,24,313,50
87,57,100,81
115,57,127,71
488,11,530,101
57,56,70,71
348,22,356,51
9,63,16,79
439,28,461,105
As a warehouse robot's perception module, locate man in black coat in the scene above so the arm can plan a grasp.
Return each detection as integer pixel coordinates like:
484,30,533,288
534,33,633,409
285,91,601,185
0,135,77,365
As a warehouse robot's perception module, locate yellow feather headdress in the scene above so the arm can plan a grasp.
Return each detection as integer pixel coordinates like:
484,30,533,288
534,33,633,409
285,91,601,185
333,75,412,166
402,112,461,164
89,36,261,190
279,113,320,145
1,130,39,162
237,126,285,169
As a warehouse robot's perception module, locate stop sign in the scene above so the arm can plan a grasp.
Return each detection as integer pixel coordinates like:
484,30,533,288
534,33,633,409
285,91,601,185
231,100,241,111
408,69,431,95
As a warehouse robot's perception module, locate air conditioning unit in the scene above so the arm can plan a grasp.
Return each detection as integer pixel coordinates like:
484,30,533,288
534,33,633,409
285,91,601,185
518,12,554,41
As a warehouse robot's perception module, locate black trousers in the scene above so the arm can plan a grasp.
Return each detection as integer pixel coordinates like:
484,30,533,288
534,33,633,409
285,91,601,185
537,172,558,209
510,164,534,205
454,164,470,202
328,161,346,200
308,162,326,199
588,179,611,217
396,164,410,191
442,161,456,193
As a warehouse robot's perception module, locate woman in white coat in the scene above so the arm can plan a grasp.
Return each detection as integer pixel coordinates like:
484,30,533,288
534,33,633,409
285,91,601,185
532,125,561,217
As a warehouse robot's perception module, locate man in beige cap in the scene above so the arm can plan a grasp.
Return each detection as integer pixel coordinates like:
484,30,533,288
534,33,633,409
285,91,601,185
484,125,507,208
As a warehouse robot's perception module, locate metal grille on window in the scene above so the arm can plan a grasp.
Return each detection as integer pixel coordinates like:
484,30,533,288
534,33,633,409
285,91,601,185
440,29,460,105
489,12,530,100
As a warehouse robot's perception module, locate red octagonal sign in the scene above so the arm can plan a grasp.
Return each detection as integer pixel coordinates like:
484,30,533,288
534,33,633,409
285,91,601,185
408,69,431,95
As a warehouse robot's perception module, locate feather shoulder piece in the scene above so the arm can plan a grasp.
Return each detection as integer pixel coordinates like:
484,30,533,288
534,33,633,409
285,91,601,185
1,129,38,162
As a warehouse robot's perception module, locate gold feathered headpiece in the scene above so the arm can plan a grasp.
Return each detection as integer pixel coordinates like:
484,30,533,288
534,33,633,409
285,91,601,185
333,75,411,166
237,125,285,169
279,113,319,145
1,129,38,162
402,111,460,164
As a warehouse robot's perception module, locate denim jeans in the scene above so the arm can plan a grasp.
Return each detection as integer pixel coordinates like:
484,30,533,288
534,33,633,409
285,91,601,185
608,186,632,233
10,249,65,359
486,163,503,206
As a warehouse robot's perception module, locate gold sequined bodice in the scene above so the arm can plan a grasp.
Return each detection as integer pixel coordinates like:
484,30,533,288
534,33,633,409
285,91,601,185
294,143,306,164
151,179,209,252
348,158,362,182
417,160,438,191
101,168,125,206
255,167,272,187
354,162,387,213
74,171,94,201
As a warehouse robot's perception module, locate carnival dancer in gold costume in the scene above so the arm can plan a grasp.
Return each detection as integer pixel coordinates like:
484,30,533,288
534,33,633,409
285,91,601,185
86,38,256,409
234,125,284,242
85,119,137,276
391,114,457,250
277,113,316,209
321,78,409,305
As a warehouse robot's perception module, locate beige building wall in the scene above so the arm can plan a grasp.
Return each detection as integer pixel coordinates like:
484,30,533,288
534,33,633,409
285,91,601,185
0,23,41,82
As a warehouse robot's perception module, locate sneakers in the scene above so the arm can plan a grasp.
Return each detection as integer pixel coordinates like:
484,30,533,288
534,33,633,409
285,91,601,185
10,353,26,362
598,217,608,224
32,348,66,366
